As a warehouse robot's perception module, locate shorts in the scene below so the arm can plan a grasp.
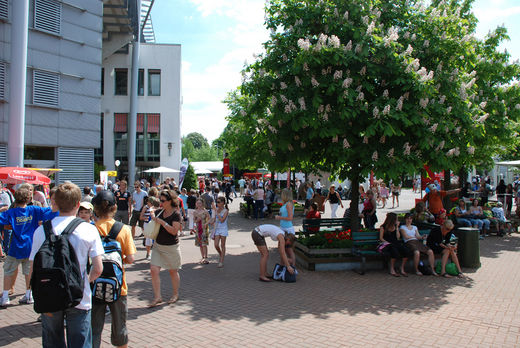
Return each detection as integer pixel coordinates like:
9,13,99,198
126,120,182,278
92,295,128,347
3,256,30,276
114,210,129,224
405,239,430,254
281,226,295,235
252,229,266,246
144,238,154,247
214,227,228,237
129,210,144,227
305,199,311,209
392,191,400,197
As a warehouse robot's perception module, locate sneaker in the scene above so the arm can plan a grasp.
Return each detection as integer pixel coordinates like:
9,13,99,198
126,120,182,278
19,294,34,305
1,296,10,307
145,254,151,261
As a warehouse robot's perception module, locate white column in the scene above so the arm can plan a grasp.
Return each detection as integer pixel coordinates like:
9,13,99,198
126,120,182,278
7,0,30,167
127,0,140,185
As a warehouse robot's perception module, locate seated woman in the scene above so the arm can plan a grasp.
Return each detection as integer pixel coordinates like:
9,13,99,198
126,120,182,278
400,213,437,276
454,199,482,230
251,224,295,282
426,220,464,278
413,201,435,223
468,198,490,237
379,213,409,277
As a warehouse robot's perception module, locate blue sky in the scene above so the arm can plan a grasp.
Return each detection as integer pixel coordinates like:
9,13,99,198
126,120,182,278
151,0,520,143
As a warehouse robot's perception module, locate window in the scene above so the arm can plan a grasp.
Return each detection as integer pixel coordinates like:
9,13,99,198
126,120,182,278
148,70,161,96
34,0,61,35
0,62,5,100
33,69,59,107
94,113,104,164
114,69,128,95
101,68,104,95
114,132,128,159
0,0,8,20
138,69,144,96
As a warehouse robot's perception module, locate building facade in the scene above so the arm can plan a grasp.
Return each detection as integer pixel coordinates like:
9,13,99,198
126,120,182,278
0,0,102,187
100,43,182,181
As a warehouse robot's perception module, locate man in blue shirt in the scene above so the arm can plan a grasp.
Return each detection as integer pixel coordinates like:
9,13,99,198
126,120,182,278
0,187,57,307
304,182,314,215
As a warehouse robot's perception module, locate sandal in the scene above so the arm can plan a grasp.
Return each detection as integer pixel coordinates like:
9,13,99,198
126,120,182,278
400,271,408,277
415,271,423,276
457,273,465,278
168,296,179,304
390,272,400,277
440,273,453,278
148,298,163,308
259,277,272,282
202,259,209,264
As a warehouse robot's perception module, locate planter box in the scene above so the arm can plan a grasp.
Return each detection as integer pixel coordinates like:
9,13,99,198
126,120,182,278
294,241,385,272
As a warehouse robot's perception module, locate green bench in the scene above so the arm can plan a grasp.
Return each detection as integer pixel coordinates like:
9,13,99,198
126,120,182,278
301,217,351,237
352,229,431,275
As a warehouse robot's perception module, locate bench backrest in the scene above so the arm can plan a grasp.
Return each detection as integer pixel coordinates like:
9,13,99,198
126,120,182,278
301,217,351,236
351,231,380,247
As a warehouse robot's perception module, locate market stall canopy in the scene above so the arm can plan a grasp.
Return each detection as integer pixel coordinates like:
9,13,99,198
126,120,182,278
0,167,51,185
195,169,213,175
144,166,180,173
31,168,63,177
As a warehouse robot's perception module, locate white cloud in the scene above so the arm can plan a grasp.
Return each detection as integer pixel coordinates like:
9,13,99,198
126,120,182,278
180,0,269,141
473,6,520,24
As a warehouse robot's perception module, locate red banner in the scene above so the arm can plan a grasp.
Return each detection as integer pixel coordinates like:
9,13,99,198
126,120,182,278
223,158,230,175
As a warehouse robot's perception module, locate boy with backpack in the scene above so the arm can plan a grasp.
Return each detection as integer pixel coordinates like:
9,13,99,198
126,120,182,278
91,190,136,348
29,182,104,347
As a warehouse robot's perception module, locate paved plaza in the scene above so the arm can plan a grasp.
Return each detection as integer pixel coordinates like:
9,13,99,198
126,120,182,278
1,189,520,347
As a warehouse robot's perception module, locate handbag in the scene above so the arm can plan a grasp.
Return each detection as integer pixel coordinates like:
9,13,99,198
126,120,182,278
143,210,163,240
272,263,296,283
376,241,390,254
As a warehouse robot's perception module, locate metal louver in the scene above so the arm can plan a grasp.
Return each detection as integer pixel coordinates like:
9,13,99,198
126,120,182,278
0,62,5,100
34,0,61,34
0,144,6,167
33,70,59,106
0,0,8,20
56,147,94,188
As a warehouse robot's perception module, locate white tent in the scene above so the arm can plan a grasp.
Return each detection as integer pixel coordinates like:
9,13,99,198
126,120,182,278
144,166,180,173
495,160,520,167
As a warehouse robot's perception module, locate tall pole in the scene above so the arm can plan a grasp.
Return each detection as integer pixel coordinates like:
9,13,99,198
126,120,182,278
128,0,141,185
7,0,29,167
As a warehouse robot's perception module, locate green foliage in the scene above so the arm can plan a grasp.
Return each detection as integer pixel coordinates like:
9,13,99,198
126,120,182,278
182,164,198,191
94,163,106,182
182,136,220,161
222,0,520,228
185,132,209,149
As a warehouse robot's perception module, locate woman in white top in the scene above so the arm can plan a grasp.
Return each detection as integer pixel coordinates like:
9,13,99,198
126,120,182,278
253,185,265,219
251,224,295,282
400,213,437,276
214,197,229,268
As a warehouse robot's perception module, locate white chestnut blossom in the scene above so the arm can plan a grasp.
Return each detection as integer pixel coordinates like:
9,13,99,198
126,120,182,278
366,21,375,35
468,146,475,155
269,150,275,157
317,105,324,113
328,35,340,48
439,95,446,104
268,141,272,149
360,66,367,76
411,33,416,41
372,151,378,161
332,135,338,143
363,136,369,144
423,40,430,48
383,105,391,115
379,135,385,143
516,104,520,110
311,77,320,88
240,110,246,116
455,126,461,134
343,138,350,148
303,63,309,71
404,44,413,55
396,96,404,111
436,141,445,151
430,123,438,132
280,82,287,89
477,113,489,123
420,98,429,109
288,144,293,151
357,92,365,101
383,89,389,98
270,96,277,107
295,76,302,87
278,120,284,127
344,11,349,20
373,106,380,118
345,40,352,51
298,97,306,110
447,106,452,114
297,38,310,50
355,44,362,54
300,142,306,149
480,101,487,109
280,95,288,103
403,142,411,155
333,70,343,80
388,148,394,157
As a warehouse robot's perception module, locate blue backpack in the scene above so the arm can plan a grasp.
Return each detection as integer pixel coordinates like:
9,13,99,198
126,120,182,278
91,222,124,304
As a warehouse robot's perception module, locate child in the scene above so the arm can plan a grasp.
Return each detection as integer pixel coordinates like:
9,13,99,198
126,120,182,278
140,196,161,260
434,209,447,226
492,202,511,236
191,198,210,264
213,197,229,268
78,201,94,224
179,188,189,229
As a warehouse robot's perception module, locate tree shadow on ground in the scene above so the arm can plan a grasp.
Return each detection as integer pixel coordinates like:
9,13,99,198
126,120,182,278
0,320,40,346
125,248,474,325
478,234,520,259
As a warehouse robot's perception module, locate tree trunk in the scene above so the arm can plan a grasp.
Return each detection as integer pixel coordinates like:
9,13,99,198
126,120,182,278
458,166,466,189
349,175,361,232
443,168,451,190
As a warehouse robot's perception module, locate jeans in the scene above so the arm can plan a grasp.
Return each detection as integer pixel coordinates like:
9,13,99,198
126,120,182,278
254,200,264,219
42,307,92,348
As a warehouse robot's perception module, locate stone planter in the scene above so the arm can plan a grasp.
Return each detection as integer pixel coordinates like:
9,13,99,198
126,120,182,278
294,241,385,272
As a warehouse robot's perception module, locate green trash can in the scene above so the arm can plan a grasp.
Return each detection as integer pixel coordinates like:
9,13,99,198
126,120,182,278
454,227,481,268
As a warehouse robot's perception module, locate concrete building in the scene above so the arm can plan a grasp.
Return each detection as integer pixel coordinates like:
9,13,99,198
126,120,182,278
0,0,181,186
100,43,182,181
0,0,103,188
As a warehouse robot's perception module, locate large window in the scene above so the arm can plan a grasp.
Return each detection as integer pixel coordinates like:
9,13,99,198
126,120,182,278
138,69,144,96
114,113,160,162
114,69,128,95
148,70,161,96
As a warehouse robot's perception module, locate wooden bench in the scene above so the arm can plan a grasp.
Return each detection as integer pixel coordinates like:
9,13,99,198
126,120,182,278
301,217,351,237
352,229,432,275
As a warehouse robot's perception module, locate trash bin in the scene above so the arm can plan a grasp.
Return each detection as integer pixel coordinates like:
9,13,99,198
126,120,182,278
454,227,481,268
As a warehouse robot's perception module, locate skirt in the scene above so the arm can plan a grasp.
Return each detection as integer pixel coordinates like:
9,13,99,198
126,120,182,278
151,243,182,270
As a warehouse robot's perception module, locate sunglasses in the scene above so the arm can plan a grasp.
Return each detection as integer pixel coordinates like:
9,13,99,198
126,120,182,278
160,199,168,203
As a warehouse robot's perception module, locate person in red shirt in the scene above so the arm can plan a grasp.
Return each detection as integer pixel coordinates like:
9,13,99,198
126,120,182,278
422,184,460,216
305,203,321,233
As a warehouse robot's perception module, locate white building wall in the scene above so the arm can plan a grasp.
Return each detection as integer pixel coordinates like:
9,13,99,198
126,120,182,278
101,43,182,180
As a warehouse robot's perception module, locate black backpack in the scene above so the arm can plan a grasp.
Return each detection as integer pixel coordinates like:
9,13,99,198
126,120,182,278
91,222,124,304
31,218,85,313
